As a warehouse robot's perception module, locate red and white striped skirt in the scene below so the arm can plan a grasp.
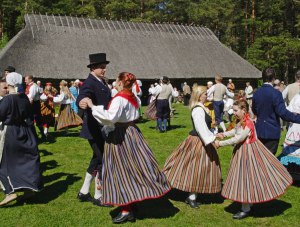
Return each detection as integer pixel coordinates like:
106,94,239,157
222,140,293,203
163,135,222,193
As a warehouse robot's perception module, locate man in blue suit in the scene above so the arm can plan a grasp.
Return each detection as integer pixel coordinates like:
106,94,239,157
76,53,112,206
252,68,300,154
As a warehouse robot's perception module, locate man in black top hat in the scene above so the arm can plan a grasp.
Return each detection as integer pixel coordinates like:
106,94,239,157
76,53,112,206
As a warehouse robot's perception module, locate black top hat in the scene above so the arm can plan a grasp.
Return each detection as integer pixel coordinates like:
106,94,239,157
5,66,16,72
87,53,110,68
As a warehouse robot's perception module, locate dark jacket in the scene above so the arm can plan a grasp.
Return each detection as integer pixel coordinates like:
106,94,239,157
76,74,111,140
252,84,300,140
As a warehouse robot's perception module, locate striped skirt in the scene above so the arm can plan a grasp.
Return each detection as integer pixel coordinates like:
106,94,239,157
101,125,171,206
144,100,157,120
55,104,83,131
163,135,222,193
222,140,293,203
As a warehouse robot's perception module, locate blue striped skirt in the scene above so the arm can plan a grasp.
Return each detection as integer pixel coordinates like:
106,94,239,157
222,140,293,203
163,135,222,193
101,124,171,206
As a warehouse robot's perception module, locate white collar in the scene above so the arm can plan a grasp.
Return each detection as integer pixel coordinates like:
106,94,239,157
264,82,273,86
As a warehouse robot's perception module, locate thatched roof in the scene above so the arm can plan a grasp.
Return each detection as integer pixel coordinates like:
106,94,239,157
0,14,261,80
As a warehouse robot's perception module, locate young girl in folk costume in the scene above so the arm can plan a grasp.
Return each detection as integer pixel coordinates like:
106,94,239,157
54,80,82,132
163,86,221,209
40,82,57,137
215,100,293,219
84,72,171,224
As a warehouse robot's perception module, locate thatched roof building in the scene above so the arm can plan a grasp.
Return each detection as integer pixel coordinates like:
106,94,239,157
0,14,261,82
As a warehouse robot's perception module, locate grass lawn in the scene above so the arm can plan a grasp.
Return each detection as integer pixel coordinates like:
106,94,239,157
0,103,299,226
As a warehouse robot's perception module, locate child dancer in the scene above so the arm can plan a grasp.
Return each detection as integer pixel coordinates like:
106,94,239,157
215,100,293,219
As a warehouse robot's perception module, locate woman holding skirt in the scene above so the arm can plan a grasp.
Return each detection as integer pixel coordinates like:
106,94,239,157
84,72,171,224
54,80,82,132
215,100,293,219
163,86,221,208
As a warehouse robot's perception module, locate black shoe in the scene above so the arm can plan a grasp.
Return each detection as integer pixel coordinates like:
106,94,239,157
232,211,250,219
112,211,135,224
185,197,200,209
77,192,94,203
93,198,114,207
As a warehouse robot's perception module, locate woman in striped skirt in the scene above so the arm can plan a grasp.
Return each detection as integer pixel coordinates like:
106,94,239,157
163,85,221,208
215,100,293,219
84,72,171,224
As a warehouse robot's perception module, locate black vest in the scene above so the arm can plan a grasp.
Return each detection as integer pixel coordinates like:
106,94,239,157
189,105,212,136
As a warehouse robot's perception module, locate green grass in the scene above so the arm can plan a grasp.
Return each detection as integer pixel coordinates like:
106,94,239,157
0,103,298,226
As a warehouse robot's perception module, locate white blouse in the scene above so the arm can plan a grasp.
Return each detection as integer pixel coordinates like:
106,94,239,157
219,123,251,146
192,103,216,146
91,95,141,127
53,93,73,104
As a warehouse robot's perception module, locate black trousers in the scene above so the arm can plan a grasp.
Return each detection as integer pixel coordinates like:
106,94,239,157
259,138,280,155
87,138,105,179
183,94,190,106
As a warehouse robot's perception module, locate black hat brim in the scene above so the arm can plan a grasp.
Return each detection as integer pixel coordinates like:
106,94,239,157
87,61,110,68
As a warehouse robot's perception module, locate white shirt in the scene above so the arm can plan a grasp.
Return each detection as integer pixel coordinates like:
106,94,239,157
219,124,251,146
91,95,141,127
287,93,300,114
132,83,142,97
207,84,234,100
53,92,73,104
40,93,49,101
192,103,216,146
153,84,162,96
224,97,234,111
27,83,40,101
172,89,179,98
245,85,253,99
111,88,118,97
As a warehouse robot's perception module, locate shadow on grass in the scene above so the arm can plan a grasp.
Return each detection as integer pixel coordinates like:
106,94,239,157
109,196,179,220
3,173,80,207
39,129,81,144
292,179,300,187
40,160,59,173
39,149,53,157
149,125,186,130
167,189,224,204
136,118,150,124
224,200,292,217
35,173,81,204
